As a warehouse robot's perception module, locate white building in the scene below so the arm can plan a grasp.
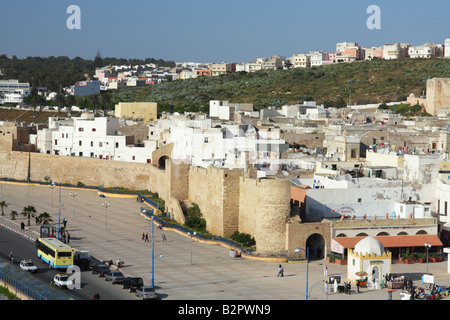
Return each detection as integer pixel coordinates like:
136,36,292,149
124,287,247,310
445,39,450,58
309,51,328,67
0,80,31,104
289,53,310,68
408,45,435,59
38,115,155,163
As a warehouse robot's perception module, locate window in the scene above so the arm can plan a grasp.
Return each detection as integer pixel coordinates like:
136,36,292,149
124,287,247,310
54,139,57,145
99,142,103,147
358,198,362,203
204,137,209,143
79,152,83,156
115,142,119,148
132,156,135,160
445,202,448,216
90,152,94,157
92,128,96,132
351,149,357,159
79,141,82,146
90,141,93,147
78,128,84,132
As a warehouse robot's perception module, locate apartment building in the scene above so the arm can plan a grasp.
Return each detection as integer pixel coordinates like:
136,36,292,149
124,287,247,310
0,80,31,104
290,53,311,68
209,63,236,76
309,51,329,67
383,43,409,60
364,47,383,60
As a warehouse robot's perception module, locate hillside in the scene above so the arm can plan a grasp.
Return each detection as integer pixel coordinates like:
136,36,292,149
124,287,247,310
109,57,450,112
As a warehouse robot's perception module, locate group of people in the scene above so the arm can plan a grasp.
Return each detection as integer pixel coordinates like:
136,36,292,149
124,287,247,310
141,232,167,243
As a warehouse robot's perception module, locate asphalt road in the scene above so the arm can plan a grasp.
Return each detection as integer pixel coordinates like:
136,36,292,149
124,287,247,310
0,226,136,300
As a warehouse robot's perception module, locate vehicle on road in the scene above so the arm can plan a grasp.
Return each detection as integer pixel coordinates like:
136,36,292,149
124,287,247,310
53,273,74,289
91,264,110,277
105,271,126,284
135,286,157,300
122,277,144,292
74,250,91,271
36,237,73,269
19,259,38,273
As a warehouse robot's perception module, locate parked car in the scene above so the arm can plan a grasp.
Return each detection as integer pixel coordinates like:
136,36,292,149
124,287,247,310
20,259,38,273
122,277,144,292
91,264,110,277
53,273,73,289
105,271,126,284
135,285,157,300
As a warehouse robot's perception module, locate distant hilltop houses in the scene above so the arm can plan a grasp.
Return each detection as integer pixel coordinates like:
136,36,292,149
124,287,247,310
2,38,450,104
73,38,450,93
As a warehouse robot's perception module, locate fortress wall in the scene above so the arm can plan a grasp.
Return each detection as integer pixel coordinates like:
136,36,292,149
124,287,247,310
188,166,224,236
1,151,169,199
254,178,291,253
238,177,258,236
221,169,243,237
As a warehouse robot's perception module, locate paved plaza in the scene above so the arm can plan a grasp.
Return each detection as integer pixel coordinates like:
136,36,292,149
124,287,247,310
1,181,450,300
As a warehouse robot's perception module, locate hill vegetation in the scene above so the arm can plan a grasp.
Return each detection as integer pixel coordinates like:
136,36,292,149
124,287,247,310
1,57,450,122
108,57,450,113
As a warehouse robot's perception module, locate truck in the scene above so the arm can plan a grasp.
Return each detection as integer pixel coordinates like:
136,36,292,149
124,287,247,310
74,250,91,271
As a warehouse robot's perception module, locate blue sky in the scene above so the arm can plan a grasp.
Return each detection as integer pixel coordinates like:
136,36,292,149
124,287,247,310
1,0,450,63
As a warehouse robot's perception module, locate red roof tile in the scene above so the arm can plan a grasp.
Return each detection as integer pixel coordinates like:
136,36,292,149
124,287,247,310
333,234,442,249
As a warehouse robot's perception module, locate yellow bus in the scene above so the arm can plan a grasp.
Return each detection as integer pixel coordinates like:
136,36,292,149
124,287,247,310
36,237,74,269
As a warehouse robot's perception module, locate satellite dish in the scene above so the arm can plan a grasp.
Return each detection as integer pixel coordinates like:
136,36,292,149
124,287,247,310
345,174,352,181
281,171,289,176
402,193,409,201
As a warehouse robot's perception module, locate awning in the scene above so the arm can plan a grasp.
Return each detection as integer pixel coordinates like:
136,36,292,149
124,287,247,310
332,234,443,252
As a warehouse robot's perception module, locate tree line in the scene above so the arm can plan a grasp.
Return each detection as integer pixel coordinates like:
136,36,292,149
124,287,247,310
0,55,176,92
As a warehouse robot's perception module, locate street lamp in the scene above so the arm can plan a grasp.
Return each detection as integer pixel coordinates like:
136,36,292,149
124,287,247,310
49,182,56,207
188,232,197,266
151,216,164,288
294,247,310,300
425,243,432,275
102,202,110,229
70,192,77,217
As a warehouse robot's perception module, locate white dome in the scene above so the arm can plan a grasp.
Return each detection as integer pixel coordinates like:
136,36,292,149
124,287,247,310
354,236,384,256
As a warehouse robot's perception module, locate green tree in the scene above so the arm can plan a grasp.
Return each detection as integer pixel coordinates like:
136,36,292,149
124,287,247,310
10,210,18,220
54,93,66,114
0,200,7,216
66,95,77,113
22,205,37,226
37,212,53,225
23,92,45,112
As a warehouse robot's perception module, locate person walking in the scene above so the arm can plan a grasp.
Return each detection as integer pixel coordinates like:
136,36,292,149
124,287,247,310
20,221,25,231
63,218,68,228
356,279,360,293
162,234,167,243
141,233,145,241
277,264,284,277
145,232,149,243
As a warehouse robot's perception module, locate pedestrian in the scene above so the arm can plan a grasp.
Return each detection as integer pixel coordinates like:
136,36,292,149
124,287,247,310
20,221,25,230
93,292,100,300
67,233,70,244
63,218,68,228
141,233,145,241
145,232,149,242
356,279,360,293
162,234,167,242
277,264,284,277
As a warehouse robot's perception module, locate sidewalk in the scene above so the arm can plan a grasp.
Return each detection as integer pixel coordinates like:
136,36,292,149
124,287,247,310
1,181,450,300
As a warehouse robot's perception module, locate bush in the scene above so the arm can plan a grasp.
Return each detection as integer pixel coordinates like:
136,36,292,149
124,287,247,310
184,216,206,233
230,231,256,247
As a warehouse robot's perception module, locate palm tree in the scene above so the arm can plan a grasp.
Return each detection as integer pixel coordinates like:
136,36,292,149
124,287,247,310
0,200,7,216
10,210,18,220
22,205,37,226
38,212,53,225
